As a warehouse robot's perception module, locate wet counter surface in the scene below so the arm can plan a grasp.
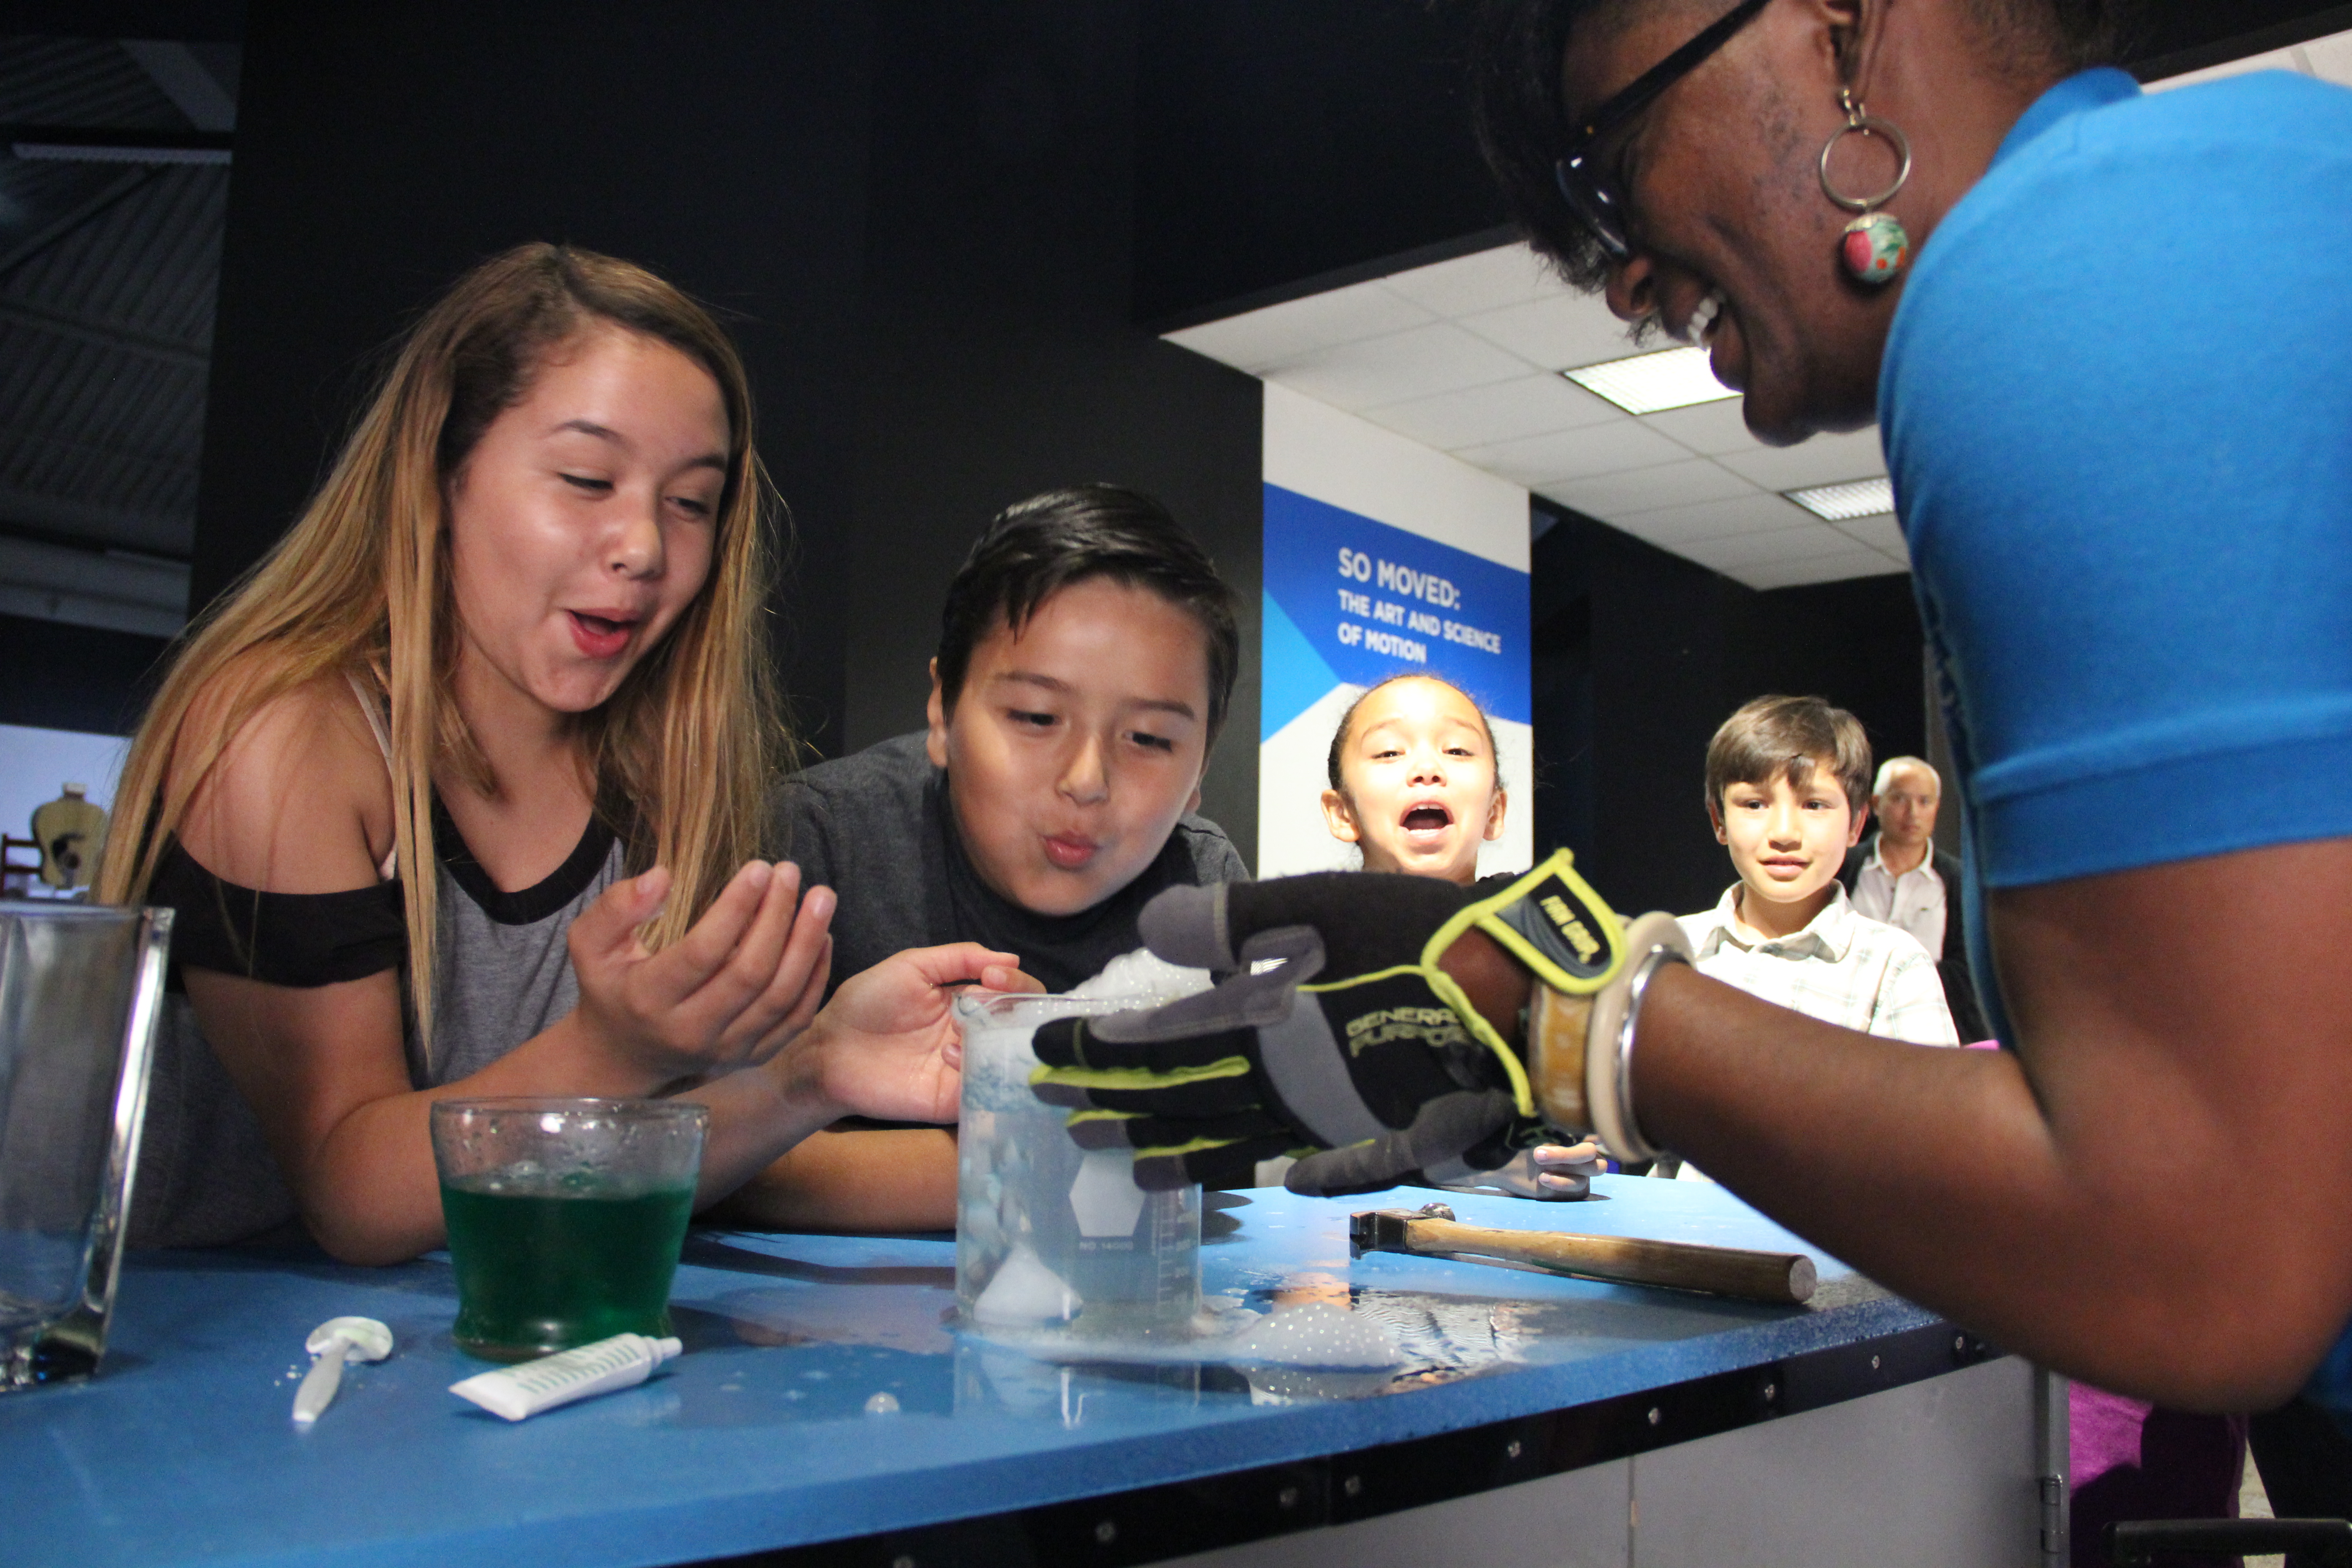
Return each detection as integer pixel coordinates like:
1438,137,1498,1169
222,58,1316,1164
10,1177,1940,1568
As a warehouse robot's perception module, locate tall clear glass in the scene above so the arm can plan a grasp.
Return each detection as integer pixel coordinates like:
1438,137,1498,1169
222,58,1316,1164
955,991,1200,1343
0,904,172,1392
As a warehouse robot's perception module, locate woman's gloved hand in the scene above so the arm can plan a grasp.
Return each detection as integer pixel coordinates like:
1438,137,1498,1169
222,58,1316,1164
1029,849,1659,1196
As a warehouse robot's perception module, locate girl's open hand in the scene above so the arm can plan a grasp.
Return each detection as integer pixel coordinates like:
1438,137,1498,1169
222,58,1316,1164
566,859,835,1081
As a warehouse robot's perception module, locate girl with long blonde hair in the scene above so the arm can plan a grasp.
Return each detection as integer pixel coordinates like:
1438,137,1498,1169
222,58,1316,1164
107,244,1025,1264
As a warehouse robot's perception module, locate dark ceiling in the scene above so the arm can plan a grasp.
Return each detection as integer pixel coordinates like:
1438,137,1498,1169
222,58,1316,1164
2132,0,2352,73
0,35,228,564
1135,0,2352,325
0,4,241,42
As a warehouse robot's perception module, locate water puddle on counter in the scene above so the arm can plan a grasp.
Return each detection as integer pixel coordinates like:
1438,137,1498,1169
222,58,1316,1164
949,1276,1770,1408
676,1221,1830,1428
685,1251,1534,1416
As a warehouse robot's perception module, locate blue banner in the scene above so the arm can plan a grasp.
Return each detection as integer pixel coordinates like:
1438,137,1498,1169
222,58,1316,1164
1260,483,1530,740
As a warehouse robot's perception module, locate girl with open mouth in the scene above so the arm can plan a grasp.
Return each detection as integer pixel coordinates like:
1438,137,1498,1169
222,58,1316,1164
1319,674,1508,887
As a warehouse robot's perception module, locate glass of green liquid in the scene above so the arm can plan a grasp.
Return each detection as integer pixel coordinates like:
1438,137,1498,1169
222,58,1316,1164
431,1098,707,1362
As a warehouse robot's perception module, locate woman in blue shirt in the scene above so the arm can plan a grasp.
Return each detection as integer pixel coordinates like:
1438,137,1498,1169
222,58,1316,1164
1465,0,2352,1426
1042,0,2352,1499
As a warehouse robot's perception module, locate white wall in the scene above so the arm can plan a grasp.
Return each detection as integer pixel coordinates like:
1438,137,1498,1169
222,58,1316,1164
1263,382,1529,570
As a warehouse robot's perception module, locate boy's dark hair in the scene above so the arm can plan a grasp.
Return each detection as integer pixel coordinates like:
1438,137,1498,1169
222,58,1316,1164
1464,0,2128,290
935,485,1241,740
1704,695,1872,817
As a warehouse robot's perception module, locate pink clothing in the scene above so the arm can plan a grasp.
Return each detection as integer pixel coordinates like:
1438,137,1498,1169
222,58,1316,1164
2070,1384,2247,1568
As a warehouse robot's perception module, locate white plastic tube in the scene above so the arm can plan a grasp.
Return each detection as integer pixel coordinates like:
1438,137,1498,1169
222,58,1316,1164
448,1333,682,1422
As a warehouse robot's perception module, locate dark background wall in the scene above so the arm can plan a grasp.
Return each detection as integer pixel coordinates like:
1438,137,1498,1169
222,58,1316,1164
193,0,877,764
176,0,1264,851
845,1,1262,844
0,612,168,732
1134,0,1507,326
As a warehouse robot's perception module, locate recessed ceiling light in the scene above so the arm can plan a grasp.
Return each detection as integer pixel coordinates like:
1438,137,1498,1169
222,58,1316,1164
1560,348,1737,415
1784,477,1895,520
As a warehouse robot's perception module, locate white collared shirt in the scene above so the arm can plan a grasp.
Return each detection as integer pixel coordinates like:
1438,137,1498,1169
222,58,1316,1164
1677,883,1958,1047
1851,835,1948,959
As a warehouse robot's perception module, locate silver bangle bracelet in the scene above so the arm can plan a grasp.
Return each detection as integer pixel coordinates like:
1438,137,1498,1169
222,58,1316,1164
1615,943,1691,1161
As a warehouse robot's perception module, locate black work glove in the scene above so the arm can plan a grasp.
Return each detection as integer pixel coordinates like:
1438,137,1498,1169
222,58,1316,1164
1029,849,1631,1196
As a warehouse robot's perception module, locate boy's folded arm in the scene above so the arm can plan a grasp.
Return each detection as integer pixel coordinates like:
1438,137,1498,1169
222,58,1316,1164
710,1127,960,1233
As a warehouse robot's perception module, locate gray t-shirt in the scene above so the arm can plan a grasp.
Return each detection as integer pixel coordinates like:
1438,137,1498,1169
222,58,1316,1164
770,731,1249,997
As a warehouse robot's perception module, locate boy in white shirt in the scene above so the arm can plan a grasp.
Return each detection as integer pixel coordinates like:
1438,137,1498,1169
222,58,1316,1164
1533,694,1955,1193
1627,696,1957,1186
1683,695,1956,1045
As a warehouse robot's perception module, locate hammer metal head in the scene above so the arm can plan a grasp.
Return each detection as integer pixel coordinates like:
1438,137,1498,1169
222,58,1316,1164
1348,1200,1456,1257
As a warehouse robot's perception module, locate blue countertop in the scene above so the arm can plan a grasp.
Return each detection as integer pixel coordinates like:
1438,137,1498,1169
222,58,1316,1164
6,1178,1936,1568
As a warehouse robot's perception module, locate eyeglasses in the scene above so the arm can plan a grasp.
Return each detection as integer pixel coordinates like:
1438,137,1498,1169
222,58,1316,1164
1553,0,1775,263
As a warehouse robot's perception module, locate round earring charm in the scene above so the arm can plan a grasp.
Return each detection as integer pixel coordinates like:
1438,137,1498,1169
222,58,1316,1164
1841,209,1909,284
1820,90,1914,288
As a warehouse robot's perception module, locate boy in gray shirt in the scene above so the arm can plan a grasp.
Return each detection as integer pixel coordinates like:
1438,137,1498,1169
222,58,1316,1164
774,485,1248,995
733,485,1247,1230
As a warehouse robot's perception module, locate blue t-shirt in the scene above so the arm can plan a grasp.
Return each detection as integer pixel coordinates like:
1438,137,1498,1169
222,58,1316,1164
1881,67,2352,1412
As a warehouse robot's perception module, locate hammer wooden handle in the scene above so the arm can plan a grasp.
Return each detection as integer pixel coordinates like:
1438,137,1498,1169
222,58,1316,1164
1404,1216,1816,1305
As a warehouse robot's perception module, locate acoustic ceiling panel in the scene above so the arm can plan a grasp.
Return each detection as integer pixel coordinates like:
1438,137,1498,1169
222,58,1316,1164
1166,242,1905,590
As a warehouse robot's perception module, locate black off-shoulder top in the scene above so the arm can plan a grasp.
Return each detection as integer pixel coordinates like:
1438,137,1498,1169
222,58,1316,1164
146,796,616,990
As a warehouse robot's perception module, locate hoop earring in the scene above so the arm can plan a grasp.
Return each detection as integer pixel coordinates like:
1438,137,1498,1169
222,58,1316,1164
1819,87,1912,285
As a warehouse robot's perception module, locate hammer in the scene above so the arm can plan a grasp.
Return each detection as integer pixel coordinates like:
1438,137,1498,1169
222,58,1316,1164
1350,1202,1816,1306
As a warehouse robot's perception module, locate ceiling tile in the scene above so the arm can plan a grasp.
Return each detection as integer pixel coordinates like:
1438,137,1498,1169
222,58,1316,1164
1638,398,1767,456
1456,293,1643,370
1161,237,1952,516
2302,32,2352,86
1455,418,1688,487
1359,372,1621,450
1538,459,1757,518
1833,512,1908,558
1608,490,1817,545
1266,321,1533,412
1378,244,1561,317
1712,426,1887,491
2141,31,2352,93
1163,280,1433,372
1676,523,1863,573
1734,549,1909,591
2146,46,2305,91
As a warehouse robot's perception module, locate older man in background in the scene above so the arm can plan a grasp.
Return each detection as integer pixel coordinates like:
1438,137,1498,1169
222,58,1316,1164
1841,757,1989,1044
